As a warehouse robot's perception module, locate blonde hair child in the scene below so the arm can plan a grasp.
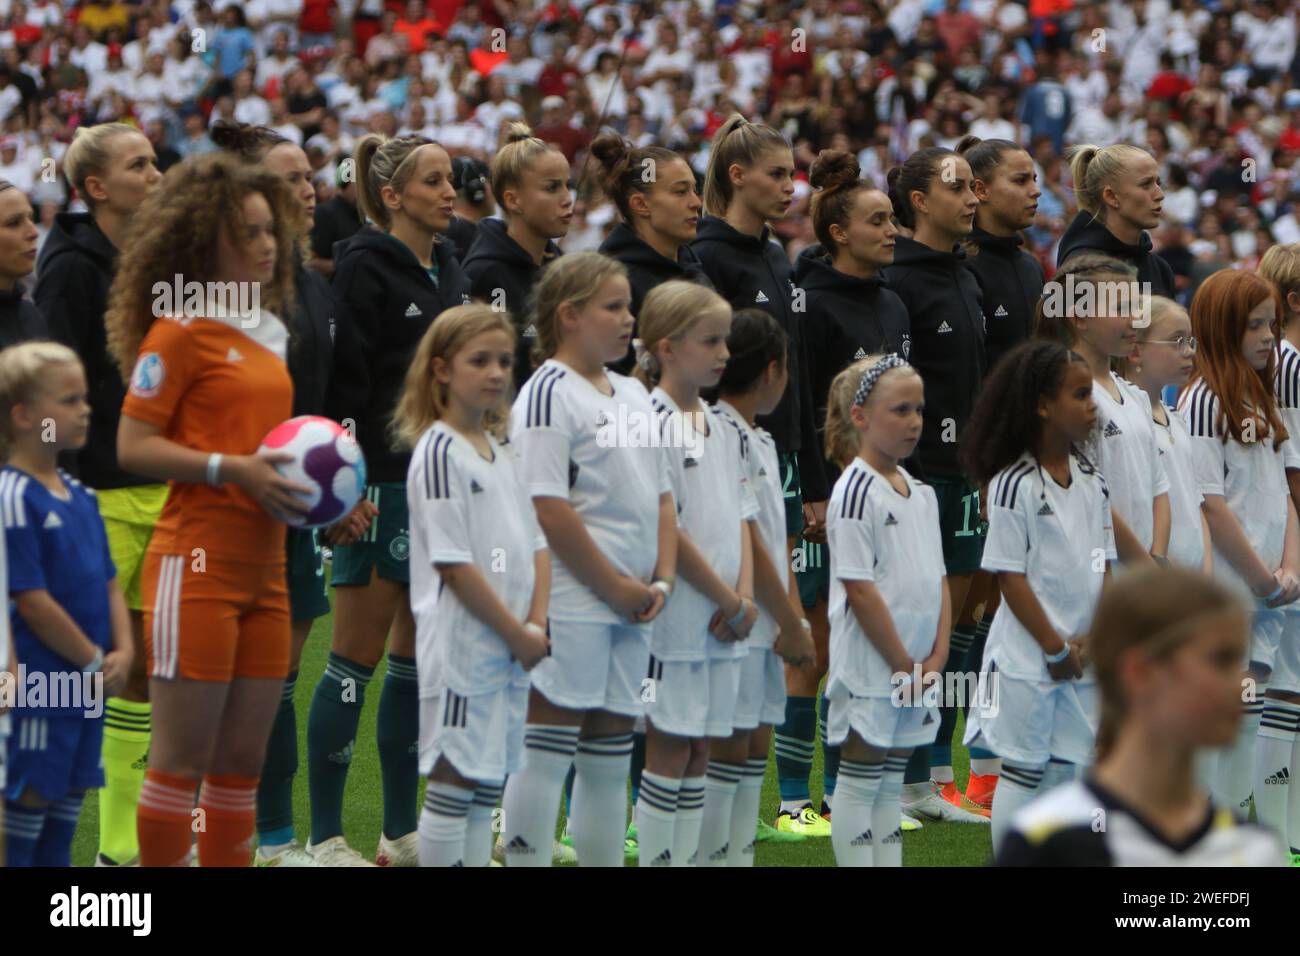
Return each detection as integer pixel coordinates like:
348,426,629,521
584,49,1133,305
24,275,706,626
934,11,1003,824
634,280,761,868
395,304,550,867
823,354,950,866
499,252,677,867
0,343,132,867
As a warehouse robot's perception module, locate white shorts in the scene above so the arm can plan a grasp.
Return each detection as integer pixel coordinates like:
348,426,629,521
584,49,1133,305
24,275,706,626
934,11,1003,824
825,682,939,750
1251,607,1286,672
963,667,1097,767
1271,609,1300,693
732,646,787,731
645,655,741,739
418,677,529,784
529,617,649,717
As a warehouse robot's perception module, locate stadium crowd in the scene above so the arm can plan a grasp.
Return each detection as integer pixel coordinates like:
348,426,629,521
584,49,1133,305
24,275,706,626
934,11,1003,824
0,0,1291,288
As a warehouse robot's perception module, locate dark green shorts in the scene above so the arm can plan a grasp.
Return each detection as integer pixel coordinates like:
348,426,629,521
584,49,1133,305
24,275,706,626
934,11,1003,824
929,476,986,576
330,483,411,586
795,539,829,609
779,452,804,539
286,527,330,622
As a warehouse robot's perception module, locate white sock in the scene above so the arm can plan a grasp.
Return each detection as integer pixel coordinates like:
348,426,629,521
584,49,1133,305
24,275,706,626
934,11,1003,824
501,724,579,867
672,775,706,867
570,733,633,867
931,766,955,785
698,761,742,867
1255,700,1300,842
1040,758,1079,793
466,782,502,867
635,770,681,867
992,761,1044,856
872,754,908,867
900,781,931,804
728,757,766,866
970,757,1002,777
1220,701,1264,815
831,759,881,866
418,781,474,867
778,798,808,814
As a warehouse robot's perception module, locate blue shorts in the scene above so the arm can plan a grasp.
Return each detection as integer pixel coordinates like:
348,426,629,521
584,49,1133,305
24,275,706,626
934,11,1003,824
5,711,104,802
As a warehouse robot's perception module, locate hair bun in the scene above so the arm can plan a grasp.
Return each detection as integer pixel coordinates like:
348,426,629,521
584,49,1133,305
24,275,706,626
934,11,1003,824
955,134,982,154
590,132,629,174
503,122,534,145
210,120,252,151
809,149,860,192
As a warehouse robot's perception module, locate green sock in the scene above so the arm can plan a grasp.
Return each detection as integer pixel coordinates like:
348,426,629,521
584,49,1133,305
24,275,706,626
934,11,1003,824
377,654,420,840
256,670,299,846
307,653,374,844
99,697,151,864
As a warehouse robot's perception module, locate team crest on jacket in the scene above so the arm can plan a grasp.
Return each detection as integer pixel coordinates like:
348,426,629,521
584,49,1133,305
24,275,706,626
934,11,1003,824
901,334,912,359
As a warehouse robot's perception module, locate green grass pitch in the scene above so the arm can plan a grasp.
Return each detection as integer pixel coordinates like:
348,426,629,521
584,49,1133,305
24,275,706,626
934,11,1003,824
71,602,994,867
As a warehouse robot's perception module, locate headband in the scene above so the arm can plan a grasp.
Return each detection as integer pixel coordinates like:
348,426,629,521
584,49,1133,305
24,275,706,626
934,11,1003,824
853,353,908,406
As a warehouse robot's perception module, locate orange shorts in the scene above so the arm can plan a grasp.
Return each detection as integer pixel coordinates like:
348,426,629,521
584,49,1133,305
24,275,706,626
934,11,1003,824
142,551,291,682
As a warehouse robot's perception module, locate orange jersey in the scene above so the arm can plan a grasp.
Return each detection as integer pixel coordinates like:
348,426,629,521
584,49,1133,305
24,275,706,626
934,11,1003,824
121,309,293,566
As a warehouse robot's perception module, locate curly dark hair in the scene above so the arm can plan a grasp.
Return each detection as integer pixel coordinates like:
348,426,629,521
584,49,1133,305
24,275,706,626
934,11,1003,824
105,152,301,379
959,339,1088,486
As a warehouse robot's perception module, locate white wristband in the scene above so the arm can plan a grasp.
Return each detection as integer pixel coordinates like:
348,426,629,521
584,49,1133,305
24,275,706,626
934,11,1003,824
1044,643,1071,664
206,452,224,487
82,647,104,674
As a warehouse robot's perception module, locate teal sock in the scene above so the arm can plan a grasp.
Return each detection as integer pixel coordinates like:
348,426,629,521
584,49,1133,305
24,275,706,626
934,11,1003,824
377,654,420,839
819,694,839,806
932,625,975,772
775,695,817,804
964,617,992,677
257,670,299,845
307,653,374,844
904,746,931,785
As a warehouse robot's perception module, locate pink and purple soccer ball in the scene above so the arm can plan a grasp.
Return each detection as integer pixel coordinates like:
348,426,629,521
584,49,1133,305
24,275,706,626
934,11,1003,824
258,416,367,529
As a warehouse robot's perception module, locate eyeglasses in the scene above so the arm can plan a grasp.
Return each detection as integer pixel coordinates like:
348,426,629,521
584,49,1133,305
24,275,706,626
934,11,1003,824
1147,336,1197,355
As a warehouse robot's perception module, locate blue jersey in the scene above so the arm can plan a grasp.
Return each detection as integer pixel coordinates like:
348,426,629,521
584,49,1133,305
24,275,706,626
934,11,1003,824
2,466,115,716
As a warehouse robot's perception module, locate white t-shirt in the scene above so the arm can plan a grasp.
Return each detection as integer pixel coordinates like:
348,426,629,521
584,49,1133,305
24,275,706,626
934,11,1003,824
827,458,946,698
981,451,1116,683
408,423,545,697
1152,405,1205,571
1090,373,1169,552
649,389,757,662
717,401,784,651
511,360,672,625
1178,379,1289,599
